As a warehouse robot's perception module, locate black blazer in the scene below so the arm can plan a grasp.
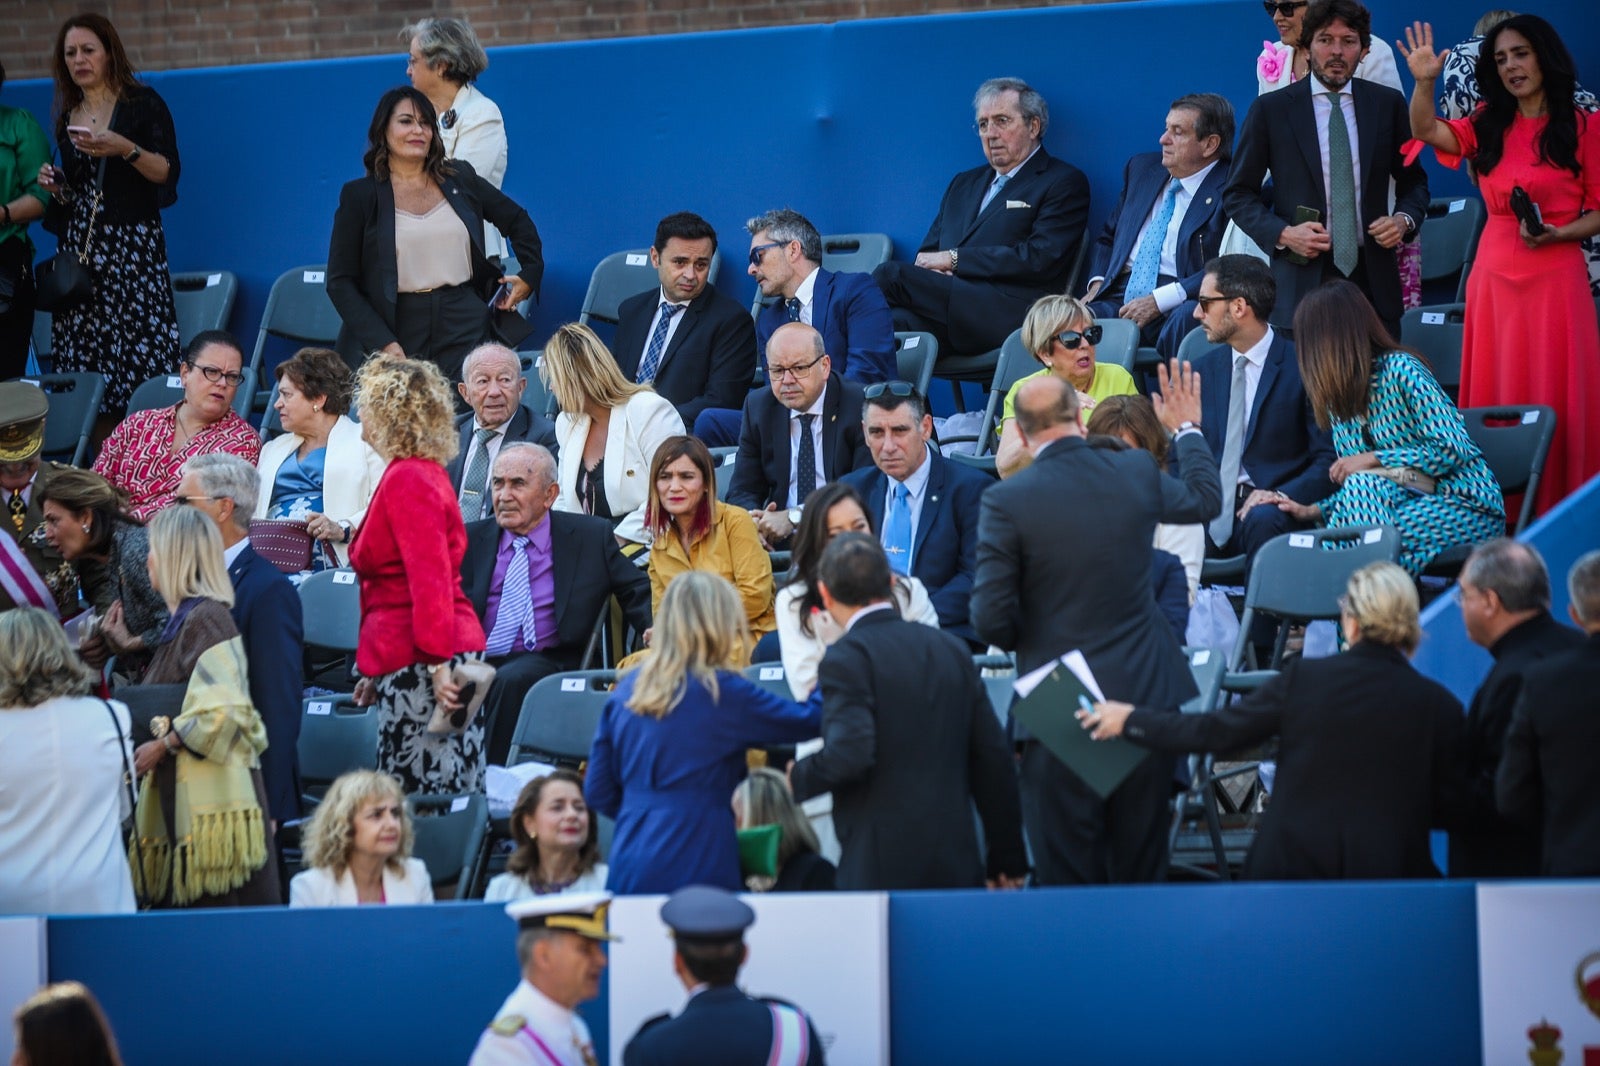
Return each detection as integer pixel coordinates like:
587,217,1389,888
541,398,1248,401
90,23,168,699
726,375,871,510
326,161,544,364
624,986,824,1066
915,146,1091,352
972,432,1221,712
790,610,1027,890
228,544,305,824
1498,633,1600,877
1124,641,1467,880
611,282,758,428
443,404,560,492
1223,77,1428,329
459,510,651,669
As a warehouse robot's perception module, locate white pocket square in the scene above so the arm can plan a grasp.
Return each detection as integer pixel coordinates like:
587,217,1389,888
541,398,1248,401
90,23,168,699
1005,199,1031,209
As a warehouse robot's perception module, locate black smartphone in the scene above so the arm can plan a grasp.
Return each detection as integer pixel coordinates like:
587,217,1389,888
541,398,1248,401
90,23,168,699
1284,205,1322,265
450,681,478,730
1510,185,1545,236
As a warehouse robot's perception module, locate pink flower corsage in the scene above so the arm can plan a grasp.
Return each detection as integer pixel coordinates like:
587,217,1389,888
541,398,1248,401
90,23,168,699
1257,41,1288,84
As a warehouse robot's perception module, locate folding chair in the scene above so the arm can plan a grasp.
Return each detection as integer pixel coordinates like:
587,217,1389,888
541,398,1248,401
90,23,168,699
123,373,191,417
1423,405,1557,579
519,353,554,418
1176,322,1217,364
894,332,938,398
295,695,378,803
743,662,791,700
1166,646,1234,880
972,652,1016,728
577,249,721,328
30,313,51,368
946,451,999,479
508,670,617,768
298,568,361,690
31,372,104,466
169,270,239,350
937,329,1036,457
246,265,342,415
1419,196,1486,304
1092,317,1138,374
260,376,283,439
1400,304,1466,401
820,233,893,275
715,452,736,502
410,792,490,899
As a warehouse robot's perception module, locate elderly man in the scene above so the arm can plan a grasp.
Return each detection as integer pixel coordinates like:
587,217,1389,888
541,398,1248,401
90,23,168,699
470,893,614,1066
447,343,559,524
1084,93,1234,360
0,381,92,617
460,443,651,764
175,453,305,828
873,77,1090,357
1451,539,1585,877
725,322,872,548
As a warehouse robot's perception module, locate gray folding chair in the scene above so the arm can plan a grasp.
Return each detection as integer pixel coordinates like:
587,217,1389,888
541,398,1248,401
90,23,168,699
1419,196,1486,303
246,265,342,415
1423,405,1557,579
298,568,362,653
32,372,104,466
1401,304,1466,402
743,662,792,700
1167,646,1233,880
123,374,189,417
508,670,616,768
894,331,938,398
295,695,378,803
410,792,490,899
820,233,893,274
170,270,239,350
971,652,1016,728
938,329,1036,457
1176,322,1217,364
1092,317,1138,373
577,248,722,328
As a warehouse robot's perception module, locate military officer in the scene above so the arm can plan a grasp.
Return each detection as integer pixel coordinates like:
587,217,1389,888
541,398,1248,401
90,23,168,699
469,892,615,1066
623,885,826,1066
0,381,87,616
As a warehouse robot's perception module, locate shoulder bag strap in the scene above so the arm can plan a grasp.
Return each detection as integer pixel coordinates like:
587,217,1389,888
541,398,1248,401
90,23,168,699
101,697,149,907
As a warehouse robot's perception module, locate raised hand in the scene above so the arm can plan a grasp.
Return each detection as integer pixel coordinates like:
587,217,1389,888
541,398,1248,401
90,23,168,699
1399,21,1448,81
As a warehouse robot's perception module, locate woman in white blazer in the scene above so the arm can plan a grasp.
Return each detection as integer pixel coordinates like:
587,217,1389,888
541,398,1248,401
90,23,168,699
255,348,385,567
543,323,685,551
289,771,434,907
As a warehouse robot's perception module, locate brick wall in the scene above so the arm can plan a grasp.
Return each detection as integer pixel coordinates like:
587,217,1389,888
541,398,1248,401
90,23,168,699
5,1,1115,83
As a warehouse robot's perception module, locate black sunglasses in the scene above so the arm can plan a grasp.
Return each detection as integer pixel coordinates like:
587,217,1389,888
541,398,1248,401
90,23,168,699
748,241,786,267
864,380,918,401
1195,293,1234,309
1055,325,1103,350
1262,0,1308,15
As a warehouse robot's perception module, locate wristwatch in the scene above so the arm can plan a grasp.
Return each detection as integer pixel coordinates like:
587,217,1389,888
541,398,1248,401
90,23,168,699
1176,420,1203,435
150,715,171,738
948,249,960,273
124,145,142,163
787,507,802,526
338,520,354,543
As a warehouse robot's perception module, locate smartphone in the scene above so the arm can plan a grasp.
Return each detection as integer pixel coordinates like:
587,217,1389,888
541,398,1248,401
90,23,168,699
450,681,478,730
487,281,513,309
1510,185,1546,236
1284,205,1322,265
66,124,92,137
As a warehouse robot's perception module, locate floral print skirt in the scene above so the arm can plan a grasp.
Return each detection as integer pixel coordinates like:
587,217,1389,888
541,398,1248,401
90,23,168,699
374,652,486,796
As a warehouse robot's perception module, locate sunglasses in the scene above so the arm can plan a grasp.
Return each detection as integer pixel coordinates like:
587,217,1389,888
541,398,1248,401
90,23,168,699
1195,293,1234,309
748,241,785,267
1262,1,1308,15
1055,325,1103,350
864,380,917,400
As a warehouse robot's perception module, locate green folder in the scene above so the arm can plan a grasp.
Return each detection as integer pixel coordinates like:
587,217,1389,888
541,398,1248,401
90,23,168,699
1011,665,1149,799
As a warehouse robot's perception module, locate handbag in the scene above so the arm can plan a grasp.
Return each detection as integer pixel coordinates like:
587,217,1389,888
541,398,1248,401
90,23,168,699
35,157,104,313
249,519,315,572
101,697,151,909
425,658,497,735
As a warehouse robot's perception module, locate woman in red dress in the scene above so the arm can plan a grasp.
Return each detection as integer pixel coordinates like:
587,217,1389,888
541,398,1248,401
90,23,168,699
1402,15,1600,513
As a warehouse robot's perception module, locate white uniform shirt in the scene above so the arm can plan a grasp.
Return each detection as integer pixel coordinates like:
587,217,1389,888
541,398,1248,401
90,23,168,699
468,979,596,1066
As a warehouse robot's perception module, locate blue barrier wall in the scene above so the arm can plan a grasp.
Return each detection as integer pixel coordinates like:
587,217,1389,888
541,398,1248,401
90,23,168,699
9,0,1596,354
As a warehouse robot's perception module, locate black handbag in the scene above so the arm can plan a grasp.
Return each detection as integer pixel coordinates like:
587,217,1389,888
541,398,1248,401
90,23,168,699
35,157,104,312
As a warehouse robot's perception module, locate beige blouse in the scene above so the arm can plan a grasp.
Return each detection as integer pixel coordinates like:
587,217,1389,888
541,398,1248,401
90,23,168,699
395,201,472,293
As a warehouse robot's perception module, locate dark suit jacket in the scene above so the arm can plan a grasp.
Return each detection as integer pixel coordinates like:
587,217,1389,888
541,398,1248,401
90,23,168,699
916,146,1091,351
459,510,651,669
755,268,896,383
326,161,544,364
1124,641,1467,880
443,404,560,492
971,433,1220,711
229,544,305,824
1223,78,1428,329
726,375,872,511
790,610,1026,889
842,447,991,643
1191,331,1336,505
612,282,758,427
1087,152,1230,300
1497,633,1600,877
624,987,824,1066
1452,612,1586,877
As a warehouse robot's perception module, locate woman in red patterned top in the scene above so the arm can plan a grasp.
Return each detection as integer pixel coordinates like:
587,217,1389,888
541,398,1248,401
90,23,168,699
92,330,260,521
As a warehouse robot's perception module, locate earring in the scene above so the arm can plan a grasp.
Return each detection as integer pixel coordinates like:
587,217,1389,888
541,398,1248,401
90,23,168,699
82,524,91,534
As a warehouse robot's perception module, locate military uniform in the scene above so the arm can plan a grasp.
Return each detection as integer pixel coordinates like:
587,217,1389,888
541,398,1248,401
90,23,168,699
0,381,98,616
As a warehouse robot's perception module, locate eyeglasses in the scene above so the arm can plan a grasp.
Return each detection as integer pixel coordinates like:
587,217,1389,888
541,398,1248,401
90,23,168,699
748,241,786,267
1054,325,1103,350
1262,1,1308,16
184,360,246,388
973,114,1022,135
1195,293,1234,309
173,494,224,505
767,353,826,381
864,380,917,401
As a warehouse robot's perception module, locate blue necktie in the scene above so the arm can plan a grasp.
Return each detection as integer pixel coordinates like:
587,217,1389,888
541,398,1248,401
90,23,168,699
785,297,803,322
979,172,1009,215
884,482,912,575
485,536,534,657
1127,180,1180,301
636,302,682,384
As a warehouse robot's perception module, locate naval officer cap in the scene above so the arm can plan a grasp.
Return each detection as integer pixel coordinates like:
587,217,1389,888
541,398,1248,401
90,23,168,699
505,891,620,941
0,381,49,464
660,884,756,942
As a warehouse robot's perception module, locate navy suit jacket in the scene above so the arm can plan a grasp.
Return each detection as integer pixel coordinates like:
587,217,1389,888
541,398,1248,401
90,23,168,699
229,544,304,824
612,282,758,427
624,987,824,1066
1191,331,1336,506
726,375,873,510
755,268,896,383
444,403,560,493
1087,152,1231,300
842,448,991,643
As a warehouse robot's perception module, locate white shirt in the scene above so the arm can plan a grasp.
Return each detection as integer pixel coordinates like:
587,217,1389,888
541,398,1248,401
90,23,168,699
469,979,595,1066
483,864,609,902
1310,75,1362,235
1230,326,1276,485
223,538,248,567
642,288,694,367
842,600,896,633
991,143,1041,183
791,266,818,325
881,443,935,568
1105,161,1220,314
786,388,829,509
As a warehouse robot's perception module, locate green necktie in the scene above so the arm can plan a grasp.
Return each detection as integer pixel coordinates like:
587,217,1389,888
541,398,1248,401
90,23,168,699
1325,91,1360,277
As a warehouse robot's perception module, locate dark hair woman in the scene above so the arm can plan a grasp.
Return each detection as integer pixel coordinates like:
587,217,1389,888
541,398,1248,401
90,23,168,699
12,981,124,1066
485,770,608,901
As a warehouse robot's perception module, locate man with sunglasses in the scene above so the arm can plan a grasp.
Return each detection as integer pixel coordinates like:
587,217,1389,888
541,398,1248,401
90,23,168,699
726,322,872,548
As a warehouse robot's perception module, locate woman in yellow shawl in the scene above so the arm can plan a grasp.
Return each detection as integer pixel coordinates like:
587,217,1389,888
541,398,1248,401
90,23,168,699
127,505,278,907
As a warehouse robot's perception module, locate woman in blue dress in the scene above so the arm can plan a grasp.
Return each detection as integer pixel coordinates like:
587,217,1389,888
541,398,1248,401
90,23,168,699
586,571,821,894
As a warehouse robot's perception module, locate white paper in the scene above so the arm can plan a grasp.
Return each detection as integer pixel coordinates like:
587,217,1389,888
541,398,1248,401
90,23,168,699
332,570,356,585
759,666,783,680
624,253,648,266
166,375,182,387
1288,533,1315,548
486,761,557,814
206,273,221,286
302,270,324,283
1448,199,1466,213
1421,311,1445,325
1189,649,1211,666
1521,410,1540,424
1013,649,1104,701
901,335,919,349
306,700,332,716
20,378,37,387
449,795,470,813
1363,528,1382,544
561,677,586,692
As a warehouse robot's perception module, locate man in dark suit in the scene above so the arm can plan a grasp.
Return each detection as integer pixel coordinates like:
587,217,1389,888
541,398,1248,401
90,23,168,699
873,77,1091,357
460,443,651,764
841,384,991,645
1084,93,1234,360
789,534,1026,890
1222,0,1427,338
445,342,558,524
611,211,758,429
726,323,872,548
971,370,1220,884
1455,542,1584,876
178,455,305,828
1498,550,1600,877
1188,255,1336,559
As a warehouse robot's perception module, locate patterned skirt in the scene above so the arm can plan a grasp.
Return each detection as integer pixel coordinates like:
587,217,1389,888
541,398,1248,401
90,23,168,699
49,204,180,412
374,652,487,796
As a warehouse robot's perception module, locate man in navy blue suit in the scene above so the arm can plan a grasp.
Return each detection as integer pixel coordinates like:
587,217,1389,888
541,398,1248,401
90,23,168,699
1084,93,1234,361
842,384,991,646
1183,255,1336,560
178,454,305,829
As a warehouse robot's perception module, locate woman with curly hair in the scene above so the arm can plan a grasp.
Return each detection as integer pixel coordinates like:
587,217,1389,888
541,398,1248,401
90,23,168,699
484,770,607,901
289,770,431,906
348,356,486,796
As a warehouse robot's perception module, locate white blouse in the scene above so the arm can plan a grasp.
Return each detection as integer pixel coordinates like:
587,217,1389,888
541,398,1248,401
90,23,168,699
776,577,940,700
484,863,609,902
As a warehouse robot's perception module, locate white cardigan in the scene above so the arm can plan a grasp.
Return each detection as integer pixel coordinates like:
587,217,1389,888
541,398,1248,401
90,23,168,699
288,857,434,907
255,414,387,566
776,576,939,700
554,391,684,546
439,82,510,260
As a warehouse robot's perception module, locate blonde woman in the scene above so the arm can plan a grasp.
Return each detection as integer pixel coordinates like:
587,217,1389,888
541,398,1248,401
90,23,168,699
347,356,487,796
544,322,684,550
585,572,820,894
289,771,432,906
130,505,277,907
1081,561,1468,880
732,768,836,893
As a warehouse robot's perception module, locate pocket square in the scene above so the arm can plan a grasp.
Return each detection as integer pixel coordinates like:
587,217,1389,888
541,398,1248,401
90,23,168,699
1005,199,1031,209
